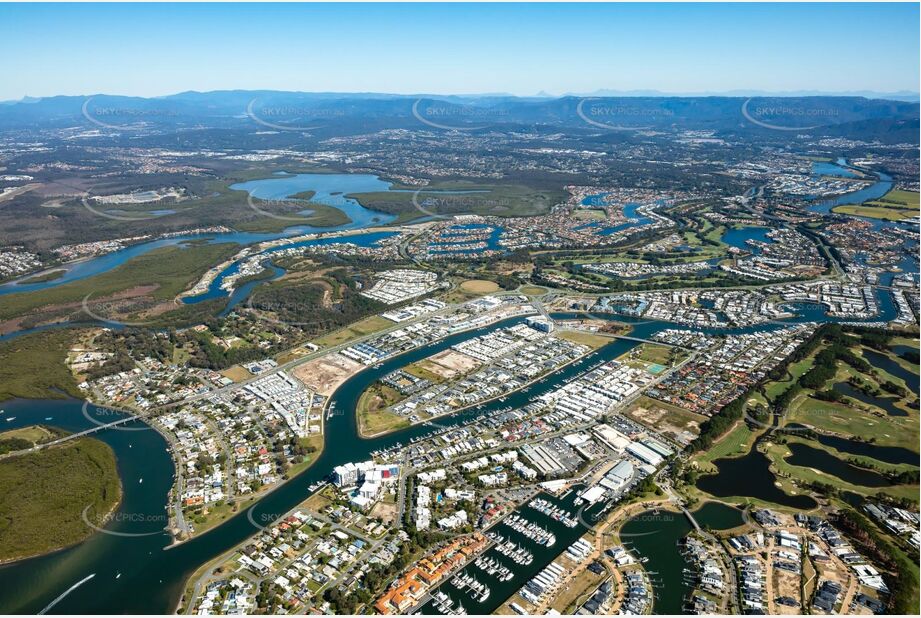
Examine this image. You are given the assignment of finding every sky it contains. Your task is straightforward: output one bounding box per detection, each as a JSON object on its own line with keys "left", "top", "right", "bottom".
{"left": 1, "top": 2, "right": 919, "bottom": 100}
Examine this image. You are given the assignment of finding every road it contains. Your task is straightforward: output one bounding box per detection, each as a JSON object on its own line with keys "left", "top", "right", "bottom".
{"left": 0, "top": 415, "right": 139, "bottom": 459}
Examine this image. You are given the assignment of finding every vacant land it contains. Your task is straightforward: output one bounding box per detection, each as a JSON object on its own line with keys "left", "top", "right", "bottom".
{"left": 0, "top": 424, "right": 57, "bottom": 445}
{"left": 833, "top": 189, "right": 920, "bottom": 221}
{"left": 555, "top": 329, "right": 615, "bottom": 350}
{"left": 18, "top": 269, "right": 66, "bottom": 284}
{"left": 311, "top": 315, "right": 392, "bottom": 349}
{"left": 632, "top": 342, "right": 676, "bottom": 366}
{"left": 868, "top": 188, "right": 920, "bottom": 209}
{"left": 0, "top": 425, "right": 66, "bottom": 455}
{"left": 219, "top": 365, "right": 252, "bottom": 383}
{"left": 832, "top": 204, "right": 918, "bottom": 221}
{"left": 357, "top": 384, "right": 409, "bottom": 437}
{"left": 348, "top": 181, "right": 568, "bottom": 220}
{"left": 0, "top": 437, "right": 120, "bottom": 563}
{"left": 626, "top": 395, "right": 707, "bottom": 445}
{"left": 572, "top": 208, "right": 607, "bottom": 221}
{"left": 292, "top": 353, "right": 363, "bottom": 396}
{"left": 459, "top": 279, "right": 500, "bottom": 294}
{"left": 410, "top": 349, "right": 479, "bottom": 380}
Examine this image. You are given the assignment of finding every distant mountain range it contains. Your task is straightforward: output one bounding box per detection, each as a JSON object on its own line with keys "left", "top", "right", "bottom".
{"left": 1, "top": 90, "right": 917, "bottom": 142}
{"left": 560, "top": 89, "right": 920, "bottom": 102}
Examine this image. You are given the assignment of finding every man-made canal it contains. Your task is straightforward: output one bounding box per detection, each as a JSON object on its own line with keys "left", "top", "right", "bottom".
{"left": 619, "top": 502, "right": 743, "bottom": 614}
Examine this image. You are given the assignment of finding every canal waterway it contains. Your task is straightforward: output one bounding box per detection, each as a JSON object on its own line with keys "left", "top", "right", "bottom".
{"left": 416, "top": 489, "right": 594, "bottom": 615}
{"left": 618, "top": 502, "right": 743, "bottom": 615}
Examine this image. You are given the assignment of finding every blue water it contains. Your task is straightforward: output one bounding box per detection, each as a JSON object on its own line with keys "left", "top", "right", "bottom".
{"left": 578, "top": 195, "right": 654, "bottom": 236}
{"left": 720, "top": 226, "right": 772, "bottom": 254}
{"left": 0, "top": 174, "right": 400, "bottom": 297}
{"left": 812, "top": 160, "right": 859, "bottom": 179}
{"left": 183, "top": 231, "right": 398, "bottom": 304}
{"left": 807, "top": 169, "right": 897, "bottom": 231}
{"left": 427, "top": 223, "right": 504, "bottom": 254}
{"left": 229, "top": 173, "right": 398, "bottom": 231}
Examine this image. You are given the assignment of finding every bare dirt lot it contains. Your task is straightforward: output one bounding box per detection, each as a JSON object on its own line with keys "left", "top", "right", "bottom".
{"left": 292, "top": 353, "right": 363, "bottom": 395}
{"left": 624, "top": 396, "right": 706, "bottom": 445}
{"left": 418, "top": 349, "right": 481, "bottom": 379}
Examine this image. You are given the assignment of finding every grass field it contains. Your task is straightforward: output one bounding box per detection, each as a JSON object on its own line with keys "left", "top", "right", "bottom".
{"left": 694, "top": 422, "right": 757, "bottom": 471}
{"left": 520, "top": 285, "right": 548, "bottom": 296}
{"left": 867, "top": 188, "right": 920, "bottom": 209}
{"left": 572, "top": 208, "right": 607, "bottom": 221}
{"left": 832, "top": 188, "right": 919, "bottom": 221}
{"left": 0, "top": 425, "right": 58, "bottom": 445}
{"left": 459, "top": 279, "right": 500, "bottom": 294}
{"left": 632, "top": 342, "right": 675, "bottom": 366}
{"left": 312, "top": 315, "right": 393, "bottom": 348}
{"left": 0, "top": 243, "right": 239, "bottom": 322}
{"left": 219, "top": 366, "right": 252, "bottom": 383}
{"left": 555, "top": 329, "right": 615, "bottom": 350}
{"left": 0, "top": 437, "right": 120, "bottom": 563}
{"left": 357, "top": 384, "right": 409, "bottom": 436}
{"left": 0, "top": 328, "right": 84, "bottom": 401}
{"left": 764, "top": 354, "right": 816, "bottom": 401}
{"left": 788, "top": 385, "right": 918, "bottom": 452}
{"left": 764, "top": 439, "right": 918, "bottom": 502}
{"left": 404, "top": 361, "right": 448, "bottom": 383}
{"left": 831, "top": 204, "right": 918, "bottom": 221}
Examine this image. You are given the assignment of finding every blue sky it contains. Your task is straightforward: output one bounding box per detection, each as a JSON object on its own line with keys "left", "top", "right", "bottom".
{"left": 1, "top": 2, "right": 918, "bottom": 99}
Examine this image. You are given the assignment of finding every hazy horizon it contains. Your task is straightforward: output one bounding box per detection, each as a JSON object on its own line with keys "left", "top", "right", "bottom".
{"left": 1, "top": 2, "right": 918, "bottom": 101}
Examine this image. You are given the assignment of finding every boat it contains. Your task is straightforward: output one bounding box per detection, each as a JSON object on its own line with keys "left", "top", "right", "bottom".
{"left": 5, "top": 417, "right": 15, "bottom": 422}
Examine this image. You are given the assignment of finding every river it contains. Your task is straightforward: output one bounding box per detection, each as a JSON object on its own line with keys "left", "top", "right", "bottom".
{"left": 0, "top": 173, "right": 401, "bottom": 298}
